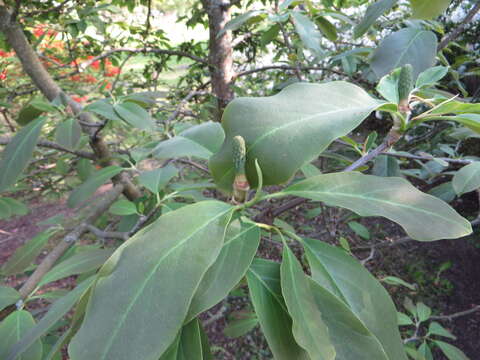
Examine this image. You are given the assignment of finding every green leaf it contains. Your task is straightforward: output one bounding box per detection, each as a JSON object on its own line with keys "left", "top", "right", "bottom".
{"left": 224, "top": 315, "right": 258, "bottom": 338}
{"left": 301, "top": 163, "right": 322, "bottom": 178}
{"left": 209, "top": 82, "right": 385, "bottom": 192}
{"left": 1, "top": 230, "right": 55, "bottom": 276}
{"left": 109, "top": 199, "right": 138, "bottom": 215}
{"left": 428, "top": 181, "right": 456, "bottom": 202}
{"left": 281, "top": 245, "right": 390, "bottom": 359}
{"left": 6, "top": 277, "right": 95, "bottom": 360}
{"left": 446, "top": 114, "right": 480, "bottom": 133}
{"left": 370, "top": 28, "right": 437, "bottom": 79}
{"left": 217, "top": 10, "right": 267, "bottom": 37}
{"left": 377, "top": 67, "right": 402, "bottom": 103}
{"left": 138, "top": 164, "right": 179, "bottom": 193}
{"left": 113, "top": 102, "right": 155, "bottom": 131}
{"left": 17, "top": 104, "right": 44, "bottom": 126}
{"left": 0, "top": 286, "right": 20, "bottom": 311}
{"left": 29, "top": 98, "right": 58, "bottom": 113}
{"left": 85, "top": 99, "right": 123, "bottom": 122}
{"left": 353, "top": 0, "right": 398, "bottom": 38}
{"left": 55, "top": 118, "right": 82, "bottom": 150}
{"left": 67, "top": 165, "right": 123, "bottom": 207}
{"left": 68, "top": 201, "right": 233, "bottom": 360}
{"left": 0, "top": 197, "right": 29, "bottom": 220}
{"left": 0, "top": 117, "right": 46, "bottom": 193}
{"left": 452, "top": 162, "right": 480, "bottom": 195}
{"left": 372, "top": 155, "right": 401, "bottom": 177}
{"left": 177, "top": 319, "right": 204, "bottom": 360}
{"left": 428, "top": 322, "right": 456, "bottom": 340}
{"left": 291, "top": 11, "right": 324, "bottom": 56}
{"left": 0, "top": 310, "right": 43, "bottom": 360}
{"left": 153, "top": 122, "right": 225, "bottom": 160}
{"left": 39, "top": 249, "right": 114, "bottom": 286}
{"left": 316, "top": 16, "right": 337, "bottom": 42}
{"left": 434, "top": 340, "right": 469, "bottom": 360}
{"left": 246, "top": 258, "right": 310, "bottom": 360}
{"left": 416, "top": 66, "right": 449, "bottom": 88}
{"left": 409, "top": 0, "right": 452, "bottom": 19}
{"left": 186, "top": 219, "right": 260, "bottom": 321}
{"left": 382, "top": 276, "right": 416, "bottom": 290}
{"left": 416, "top": 302, "right": 432, "bottom": 322}
{"left": 76, "top": 159, "right": 94, "bottom": 182}
{"left": 303, "top": 238, "right": 408, "bottom": 360}
{"left": 419, "top": 342, "right": 433, "bottom": 360}
{"left": 280, "top": 173, "right": 471, "bottom": 241}
{"left": 397, "top": 312, "right": 414, "bottom": 326}
{"left": 348, "top": 221, "right": 370, "bottom": 240}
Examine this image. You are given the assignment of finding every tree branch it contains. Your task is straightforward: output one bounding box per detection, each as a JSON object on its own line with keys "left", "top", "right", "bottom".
{"left": 438, "top": 2, "right": 480, "bottom": 51}
{"left": 0, "top": 136, "right": 96, "bottom": 159}
{"left": 430, "top": 305, "right": 480, "bottom": 321}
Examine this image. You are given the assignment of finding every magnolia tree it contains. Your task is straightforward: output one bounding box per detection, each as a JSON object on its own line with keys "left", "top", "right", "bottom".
{"left": 0, "top": 0, "right": 480, "bottom": 359}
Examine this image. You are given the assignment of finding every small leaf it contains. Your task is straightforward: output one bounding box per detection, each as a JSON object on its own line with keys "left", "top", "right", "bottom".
{"left": 0, "top": 117, "right": 46, "bottom": 193}
{"left": 434, "top": 340, "right": 469, "bottom": 360}
{"left": 67, "top": 165, "right": 123, "bottom": 208}
{"left": 428, "top": 322, "right": 456, "bottom": 340}
{"left": 85, "top": 99, "right": 123, "bottom": 122}
{"left": 348, "top": 221, "right": 370, "bottom": 240}
{"left": 409, "top": 0, "right": 452, "bottom": 20}
{"left": 0, "top": 286, "right": 20, "bottom": 311}
{"left": 0, "top": 310, "right": 43, "bottom": 360}
{"left": 154, "top": 122, "right": 224, "bottom": 160}
{"left": 316, "top": 16, "right": 337, "bottom": 41}
{"left": 377, "top": 67, "right": 402, "bottom": 103}
{"left": 55, "top": 118, "right": 82, "bottom": 150}
{"left": 416, "top": 66, "right": 449, "bottom": 88}
{"left": 382, "top": 276, "right": 416, "bottom": 290}
{"left": 0, "top": 197, "right": 29, "bottom": 220}
{"left": 76, "top": 159, "right": 94, "bottom": 182}
{"left": 1, "top": 230, "right": 55, "bottom": 276}
{"left": 370, "top": 28, "right": 437, "bottom": 79}
{"left": 113, "top": 102, "right": 155, "bottom": 130}
{"left": 416, "top": 302, "right": 432, "bottom": 322}
{"left": 217, "top": 10, "right": 267, "bottom": 37}
{"left": 372, "top": 155, "right": 401, "bottom": 177}
{"left": 138, "top": 164, "right": 179, "bottom": 193}
{"left": 291, "top": 11, "right": 324, "bottom": 56}
{"left": 428, "top": 181, "right": 456, "bottom": 202}
{"left": 452, "top": 162, "right": 480, "bottom": 195}
{"left": 354, "top": 0, "right": 398, "bottom": 38}
{"left": 397, "top": 312, "right": 414, "bottom": 326}
{"left": 224, "top": 315, "right": 258, "bottom": 338}
{"left": 109, "top": 199, "right": 138, "bottom": 215}
{"left": 16, "top": 103, "right": 44, "bottom": 126}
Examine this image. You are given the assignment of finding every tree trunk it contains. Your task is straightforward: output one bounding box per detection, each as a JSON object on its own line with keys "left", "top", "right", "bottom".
{"left": 202, "top": 0, "right": 235, "bottom": 120}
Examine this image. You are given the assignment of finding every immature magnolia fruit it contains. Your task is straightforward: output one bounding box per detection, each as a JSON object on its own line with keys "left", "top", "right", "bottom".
{"left": 398, "top": 64, "right": 413, "bottom": 112}
{"left": 209, "top": 81, "right": 385, "bottom": 193}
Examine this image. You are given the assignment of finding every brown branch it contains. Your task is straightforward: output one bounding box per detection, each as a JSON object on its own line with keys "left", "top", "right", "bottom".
{"left": 85, "top": 224, "right": 128, "bottom": 241}
{"left": 430, "top": 305, "right": 480, "bottom": 321}
{"left": 166, "top": 89, "right": 209, "bottom": 124}
{"left": 381, "top": 151, "right": 473, "bottom": 165}
{"left": 0, "top": 136, "right": 96, "bottom": 159}
{"left": 16, "top": 184, "right": 124, "bottom": 300}
{"left": 438, "top": 2, "right": 480, "bottom": 51}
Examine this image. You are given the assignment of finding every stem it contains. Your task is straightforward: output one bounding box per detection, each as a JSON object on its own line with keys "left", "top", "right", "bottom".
{"left": 437, "top": 2, "right": 480, "bottom": 51}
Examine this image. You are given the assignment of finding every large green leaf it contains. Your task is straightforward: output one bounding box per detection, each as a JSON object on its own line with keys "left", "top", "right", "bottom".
{"left": 415, "top": 66, "right": 448, "bottom": 88}
{"left": 370, "top": 28, "right": 437, "bottom": 79}
{"left": 1, "top": 230, "right": 55, "bottom": 276}
{"left": 153, "top": 122, "right": 225, "bottom": 160}
{"left": 281, "top": 245, "right": 389, "bottom": 359}
{"left": 452, "top": 161, "right": 480, "bottom": 196}
{"left": 6, "top": 277, "right": 95, "bottom": 360}
{"left": 209, "top": 81, "right": 385, "bottom": 192}
{"left": 159, "top": 319, "right": 209, "bottom": 360}
{"left": 0, "top": 286, "right": 20, "bottom": 311}
{"left": 409, "top": 0, "right": 451, "bottom": 19}
{"left": 291, "top": 11, "right": 323, "bottom": 56}
{"left": 353, "top": 0, "right": 398, "bottom": 39}
{"left": 0, "top": 117, "right": 46, "bottom": 193}
{"left": 68, "top": 201, "right": 233, "bottom": 360}
{"left": 246, "top": 258, "right": 309, "bottom": 360}
{"left": 67, "top": 165, "right": 123, "bottom": 207}
{"left": 278, "top": 172, "right": 471, "bottom": 241}
{"left": 55, "top": 118, "right": 82, "bottom": 150}
{"left": 0, "top": 310, "right": 42, "bottom": 360}
{"left": 0, "top": 197, "right": 29, "bottom": 220}
{"left": 84, "top": 99, "right": 123, "bottom": 122}
{"left": 186, "top": 219, "right": 260, "bottom": 321}
{"left": 434, "top": 340, "right": 468, "bottom": 360}
{"left": 303, "top": 238, "right": 408, "bottom": 360}
{"left": 39, "top": 248, "right": 114, "bottom": 286}
{"left": 113, "top": 102, "right": 155, "bottom": 131}
{"left": 217, "top": 10, "right": 267, "bottom": 37}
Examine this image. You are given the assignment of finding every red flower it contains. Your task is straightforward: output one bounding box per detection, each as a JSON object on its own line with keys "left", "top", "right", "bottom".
{"left": 0, "top": 69, "right": 7, "bottom": 80}
{"left": 84, "top": 74, "right": 97, "bottom": 83}
{"left": 33, "top": 26, "right": 45, "bottom": 37}
{"left": 72, "top": 95, "right": 88, "bottom": 103}
{"left": 86, "top": 56, "right": 100, "bottom": 70}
